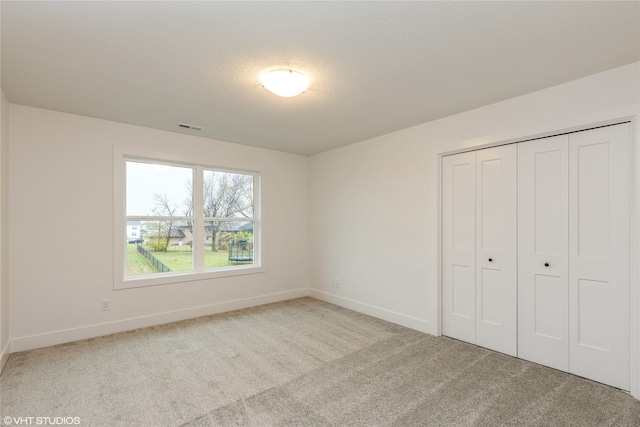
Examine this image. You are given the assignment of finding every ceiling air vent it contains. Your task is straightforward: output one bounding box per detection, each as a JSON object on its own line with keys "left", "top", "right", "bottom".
{"left": 178, "top": 123, "right": 204, "bottom": 131}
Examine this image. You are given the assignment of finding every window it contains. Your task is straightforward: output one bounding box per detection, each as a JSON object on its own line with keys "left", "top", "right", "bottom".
{"left": 114, "top": 148, "right": 262, "bottom": 289}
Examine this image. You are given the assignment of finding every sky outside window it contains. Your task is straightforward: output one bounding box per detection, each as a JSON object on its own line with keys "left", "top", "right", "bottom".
{"left": 126, "top": 161, "right": 192, "bottom": 216}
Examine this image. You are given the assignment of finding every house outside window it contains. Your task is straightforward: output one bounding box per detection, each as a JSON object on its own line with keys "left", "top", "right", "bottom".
{"left": 114, "top": 147, "right": 263, "bottom": 289}
{"left": 127, "top": 221, "right": 141, "bottom": 238}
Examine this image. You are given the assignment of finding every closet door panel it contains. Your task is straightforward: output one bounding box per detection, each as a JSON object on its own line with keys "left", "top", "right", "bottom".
{"left": 518, "top": 136, "right": 569, "bottom": 371}
{"left": 442, "top": 152, "right": 476, "bottom": 344}
{"left": 569, "top": 123, "right": 631, "bottom": 390}
{"left": 475, "top": 145, "right": 518, "bottom": 356}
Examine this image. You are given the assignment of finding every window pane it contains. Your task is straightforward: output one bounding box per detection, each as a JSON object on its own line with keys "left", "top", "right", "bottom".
{"left": 204, "top": 221, "right": 254, "bottom": 268}
{"left": 203, "top": 170, "right": 253, "bottom": 218}
{"left": 126, "top": 161, "right": 193, "bottom": 216}
{"left": 126, "top": 221, "right": 193, "bottom": 276}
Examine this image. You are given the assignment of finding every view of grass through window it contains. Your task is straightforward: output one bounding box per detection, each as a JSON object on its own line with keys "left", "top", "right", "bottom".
{"left": 125, "top": 242, "right": 242, "bottom": 276}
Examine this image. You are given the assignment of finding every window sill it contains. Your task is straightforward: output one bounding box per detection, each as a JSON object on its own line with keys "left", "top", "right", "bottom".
{"left": 114, "top": 264, "right": 266, "bottom": 290}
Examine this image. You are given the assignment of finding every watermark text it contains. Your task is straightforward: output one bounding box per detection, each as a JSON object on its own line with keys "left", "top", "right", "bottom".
{"left": 3, "top": 416, "right": 81, "bottom": 425}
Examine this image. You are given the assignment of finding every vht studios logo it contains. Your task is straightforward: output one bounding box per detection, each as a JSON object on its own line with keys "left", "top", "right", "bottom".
{"left": 3, "top": 417, "right": 81, "bottom": 426}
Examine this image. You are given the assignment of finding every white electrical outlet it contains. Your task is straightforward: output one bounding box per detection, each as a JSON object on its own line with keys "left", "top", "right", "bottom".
{"left": 331, "top": 279, "right": 340, "bottom": 289}
{"left": 101, "top": 299, "right": 111, "bottom": 311}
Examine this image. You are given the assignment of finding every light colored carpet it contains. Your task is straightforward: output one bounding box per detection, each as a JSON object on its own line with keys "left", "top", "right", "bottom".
{"left": 1, "top": 297, "right": 639, "bottom": 426}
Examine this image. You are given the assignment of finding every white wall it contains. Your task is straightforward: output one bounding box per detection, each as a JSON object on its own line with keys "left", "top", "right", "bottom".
{"left": 8, "top": 106, "right": 309, "bottom": 351}
{"left": 309, "top": 62, "right": 640, "bottom": 395}
{"left": 1, "top": 89, "right": 10, "bottom": 370}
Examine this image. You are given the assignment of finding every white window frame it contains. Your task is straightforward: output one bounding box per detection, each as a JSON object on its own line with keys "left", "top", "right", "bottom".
{"left": 114, "top": 147, "right": 265, "bottom": 290}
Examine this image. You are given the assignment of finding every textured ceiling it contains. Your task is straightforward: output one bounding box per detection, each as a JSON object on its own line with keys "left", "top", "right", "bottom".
{"left": 1, "top": 1, "right": 639, "bottom": 155}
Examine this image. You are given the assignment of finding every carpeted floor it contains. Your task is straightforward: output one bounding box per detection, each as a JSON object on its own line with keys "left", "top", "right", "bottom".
{"left": 1, "top": 297, "right": 639, "bottom": 426}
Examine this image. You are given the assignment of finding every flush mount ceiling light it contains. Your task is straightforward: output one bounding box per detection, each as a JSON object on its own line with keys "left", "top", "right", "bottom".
{"left": 260, "top": 69, "right": 309, "bottom": 97}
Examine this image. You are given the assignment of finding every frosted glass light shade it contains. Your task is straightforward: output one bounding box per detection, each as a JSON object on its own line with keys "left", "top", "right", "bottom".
{"left": 260, "top": 69, "right": 309, "bottom": 97}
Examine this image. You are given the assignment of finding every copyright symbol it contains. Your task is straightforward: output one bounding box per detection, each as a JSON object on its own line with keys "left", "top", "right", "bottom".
{"left": 3, "top": 416, "right": 12, "bottom": 425}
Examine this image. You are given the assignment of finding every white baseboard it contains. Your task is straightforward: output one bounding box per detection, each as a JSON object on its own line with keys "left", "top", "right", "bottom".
{"left": 0, "top": 339, "right": 10, "bottom": 373}
{"left": 7, "top": 289, "right": 434, "bottom": 355}
{"left": 309, "top": 289, "right": 435, "bottom": 335}
{"left": 10, "top": 288, "right": 309, "bottom": 353}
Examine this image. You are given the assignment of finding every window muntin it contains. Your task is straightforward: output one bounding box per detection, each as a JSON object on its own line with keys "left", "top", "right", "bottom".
{"left": 117, "top": 151, "right": 261, "bottom": 288}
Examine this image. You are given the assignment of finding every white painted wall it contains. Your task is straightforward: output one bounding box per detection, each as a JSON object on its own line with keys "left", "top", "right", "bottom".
{"left": 308, "top": 62, "right": 640, "bottom": 396}
{"left": 1, "top": 89, "right": 10, "bottom": 370}
{"left": 8, "top": 106, "right": 309, "bottom": 351}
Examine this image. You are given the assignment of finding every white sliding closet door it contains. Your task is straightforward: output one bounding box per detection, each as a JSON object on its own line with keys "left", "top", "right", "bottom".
{"left": 518, "top": 135, "right": 569, "bottom": 371}
{"left": 444, "top": 123, "right": 631, "bottom": 390}
{"left": 442, "top": 145, "right": 517, "bottom": 356}
{"left": 568, "top": 123, "right": 631, "bottom": 390}
{"left": 442, "top": 152, "right": 476, "bottom": 344}
{"left": 475, "top": 146, "right": 517, "bottom": 356}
